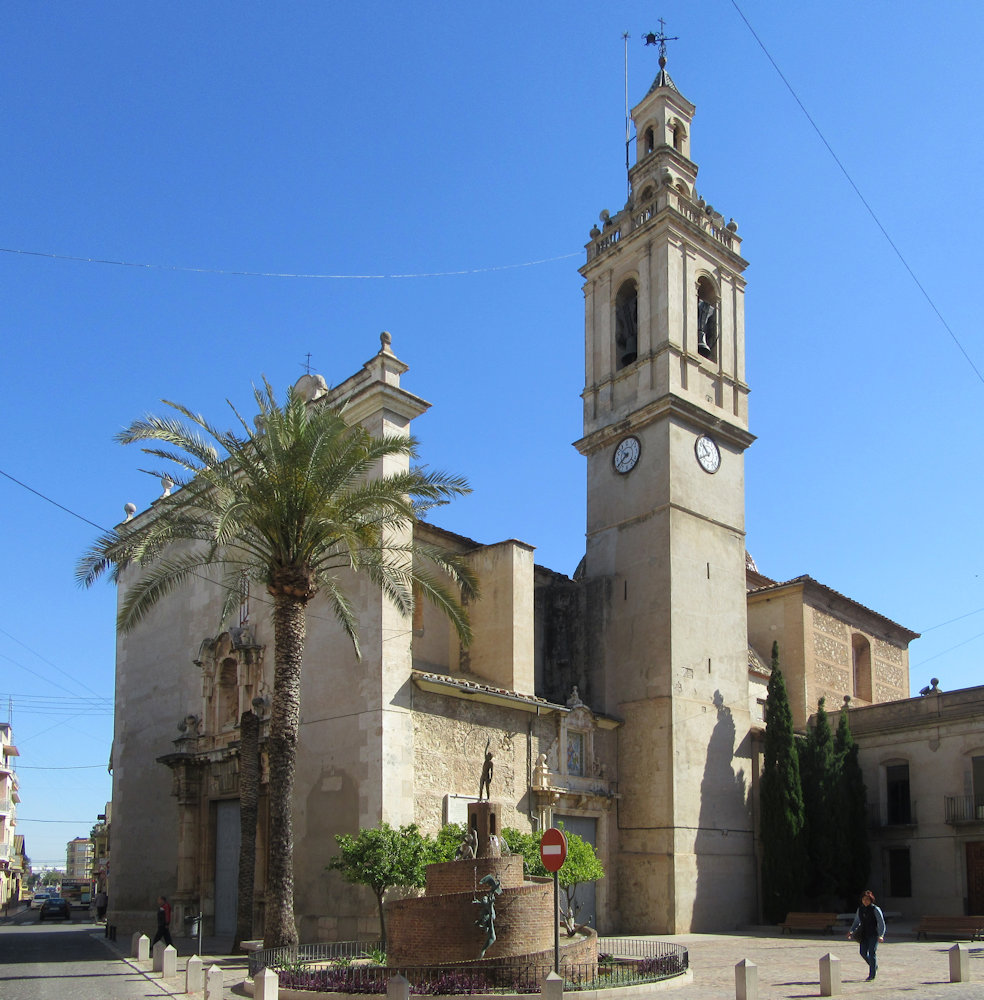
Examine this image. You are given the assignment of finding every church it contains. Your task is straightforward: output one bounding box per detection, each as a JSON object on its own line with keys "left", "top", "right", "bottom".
{"left": 107, "top": 52, "right": 943, "bottom": 943}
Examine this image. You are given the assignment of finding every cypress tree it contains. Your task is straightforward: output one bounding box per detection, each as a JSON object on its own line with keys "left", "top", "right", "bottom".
{"left": 834, "top": 703, "right": 870, "bottom": 907}
{"left": 760, "top": 641, "right": 806, "bottom": 922}
{"left": 800, "top": 697, "right": 837, "bottom": 904}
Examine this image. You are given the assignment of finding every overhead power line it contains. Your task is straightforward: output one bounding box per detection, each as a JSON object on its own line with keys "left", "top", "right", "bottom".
{"left": 0, "top": 246, "right": 580, "bottom": 280}
{"left": 730, "top": 0, "right": 984, "bottom": 387}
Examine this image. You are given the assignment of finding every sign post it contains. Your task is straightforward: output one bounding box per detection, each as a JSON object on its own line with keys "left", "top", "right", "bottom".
{"left": 540, "top": 828, "right": 568, "bottom": 973}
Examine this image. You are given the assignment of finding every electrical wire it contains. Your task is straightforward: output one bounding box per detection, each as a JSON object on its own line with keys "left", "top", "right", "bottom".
{"left": 0, "top": 245, "right": 581, "bottom": 280}
{"left": 730, "top": 0, "right": 984, "bottom": 386}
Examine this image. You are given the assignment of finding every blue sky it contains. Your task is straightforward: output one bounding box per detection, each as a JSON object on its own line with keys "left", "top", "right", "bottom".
{"left": 3, "top": 2, "right": 982, "bottom": 865}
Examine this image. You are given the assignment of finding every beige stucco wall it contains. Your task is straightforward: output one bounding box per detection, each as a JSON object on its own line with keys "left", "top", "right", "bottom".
{"left": 847, "top": 686, "right": 984, "bottom": 915}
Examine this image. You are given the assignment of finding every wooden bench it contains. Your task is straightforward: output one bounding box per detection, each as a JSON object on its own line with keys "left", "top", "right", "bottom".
{"left": 780, "top": 912, "right": 839, "bottom": 934}
{"left": 915, "top": 915, "right": 984, "bottom": 941}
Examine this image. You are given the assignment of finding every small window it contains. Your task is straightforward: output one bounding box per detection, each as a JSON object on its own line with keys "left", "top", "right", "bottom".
{"left": 853, "top": 634, "right": 872, "bottom": 701}
{"left": 567, "top": 731, "right": 585, "bottom": 776}
{"left": 886, "top": 763, "right": 912, "bottom": 825}
{"left": 645, "top": 127, "right": 655, "bottom": 154}
{"left": 671, "top": 122, "right": 685, "bottom": 151}
{"left": 615, "top": 280, "right": 638, "bottom": 369}
{"left": 696, "top": 277, "right": 717, "bottom": 362}
{"left": 888, "top": 847, "right": 912, "bottom": 897}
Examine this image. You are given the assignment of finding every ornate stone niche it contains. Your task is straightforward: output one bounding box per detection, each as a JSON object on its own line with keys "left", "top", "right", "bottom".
{"left": 194, "top": 628, "right": 267, "bottom": 741}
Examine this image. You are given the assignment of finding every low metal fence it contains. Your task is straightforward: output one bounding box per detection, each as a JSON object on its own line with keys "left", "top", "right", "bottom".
{"left": 250, "top": 941, "right": 688, "bottom": 994}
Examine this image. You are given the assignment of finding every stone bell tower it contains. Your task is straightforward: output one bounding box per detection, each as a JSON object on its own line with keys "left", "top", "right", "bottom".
{"left": 574, "top": 36, "right": 756, "bottom": 933}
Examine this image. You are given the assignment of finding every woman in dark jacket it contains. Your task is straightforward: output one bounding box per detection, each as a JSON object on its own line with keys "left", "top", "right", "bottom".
{"left": 848, "top": 889, "right": 886, "bottom": 981}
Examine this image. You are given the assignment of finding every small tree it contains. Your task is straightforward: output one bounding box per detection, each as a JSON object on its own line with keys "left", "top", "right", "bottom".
{"left": 427, "top": 822, "right": 467, "bottom": 864}
{"left": 759, "top": 642, "right": 806, "bottom": 922}
{"left": 328, "top": 823, "right": 429, "bottom": 951}
{"left": 834, "top": 704, "right": 870, "bottom": 907}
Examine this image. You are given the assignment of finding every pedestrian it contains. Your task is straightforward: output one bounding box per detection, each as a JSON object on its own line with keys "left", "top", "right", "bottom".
{"left": 94, "top": 889, "right": 108, "bottom": 922}
{"left": 847, "top": 889, "right": 885, "bottom": 981}
{"left": 151, "top": 894, "right": 172, "bottom": 948}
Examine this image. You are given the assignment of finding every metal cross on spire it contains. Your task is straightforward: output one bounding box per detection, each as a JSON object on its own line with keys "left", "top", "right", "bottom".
{"left": 643, "top": 18, "right": 678, "bottom": 68}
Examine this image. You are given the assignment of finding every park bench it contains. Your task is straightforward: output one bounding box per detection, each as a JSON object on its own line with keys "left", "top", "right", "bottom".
{"left": 915, "top": 915, "right": 984, "bottom": 941}
{"left": 779, "top": 912, "right": 839, "bottom": 934}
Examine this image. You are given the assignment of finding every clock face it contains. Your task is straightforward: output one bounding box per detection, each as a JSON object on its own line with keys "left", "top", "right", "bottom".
{"left": 695, "top": 434, "right": 721, "bottom": 474}
{"left": 613, "top": 436, "right": 641, "bottom": 474}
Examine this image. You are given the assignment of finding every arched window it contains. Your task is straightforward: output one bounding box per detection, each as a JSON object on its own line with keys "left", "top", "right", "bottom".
{"left": 644, "top": 126, "right": 655, "bottom": 154}
{"left": 614, "top": 280, "right": 638, "bottom": 369}
{"left": 696, "top": 277, "right": 718, "bottom": 362}
{"left": 852, "top": 634, "right": 872, "bottom": 702}
{"left": 671, "top": 121, "right": 686, "bottom": 152}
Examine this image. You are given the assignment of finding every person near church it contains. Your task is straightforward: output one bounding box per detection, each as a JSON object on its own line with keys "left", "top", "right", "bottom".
{"left": 848, "top": 889, "right": 885, "bottom": 981}
{"left": 94, "top": 888, "right": 108, "bottom": 921}
{"left": 152, "top": 894, "right": 172, "bottom": 948}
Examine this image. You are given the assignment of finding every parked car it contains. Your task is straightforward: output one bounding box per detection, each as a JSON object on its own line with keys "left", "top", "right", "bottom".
{"left": 39, "top": 896, "right": 72, "bottom": 921}
{"left": 30, "top": 891, "right": 52, "bottom": 910}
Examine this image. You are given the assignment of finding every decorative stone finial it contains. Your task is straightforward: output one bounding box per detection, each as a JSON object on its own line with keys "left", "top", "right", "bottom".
{"left": 123, "top": 502, "right": 137, "bottom": 521}
{"left": 380, "top": 330, "right": 392, "bottom": 352}
{"left": 161, "top": 476, "right": 174, "bottom": 498}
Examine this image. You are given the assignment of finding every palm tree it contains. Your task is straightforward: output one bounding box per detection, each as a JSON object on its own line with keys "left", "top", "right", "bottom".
{"left": 77, "top": 379, "right": 476, "bottom": 948}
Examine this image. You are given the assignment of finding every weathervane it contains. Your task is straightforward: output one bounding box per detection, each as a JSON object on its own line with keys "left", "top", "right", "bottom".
{"left": 643, "top": 18, "right": 678, "bottom": 68}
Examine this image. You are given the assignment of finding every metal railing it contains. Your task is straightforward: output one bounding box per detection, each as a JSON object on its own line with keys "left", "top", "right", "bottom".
{"left": 250, "top": 939, "right": 688, "bottom": 993}
{"left": 945, "top": 795, "right": 984, "bottom": 824}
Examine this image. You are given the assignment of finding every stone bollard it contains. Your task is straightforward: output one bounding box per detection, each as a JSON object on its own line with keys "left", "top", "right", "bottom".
{"left": 949, "top": 943, "right": 971, "bottom": 983}
{"left": 136, "top": 934, "right": 150, "bottom": 961}
{"left": 152, "top": 940, "right": 165, "bottom": 971}
{"left": 735, "top": 958, "right": 758, "bottom": 1000}
{"left": 161, "top": 944, "right": 177, "bottom": 978}
{"left": 205, "top": 964, "right": 224, "bottom": 999}
{"left": 819, "top": 953, "right": 841, "bottom": 996}
{"left": 131, "top": 931, "right": 143, "bottom": 957}
{"left": 255, "top": 967, "right": 280, "bottom": 1000}
{"left": 387, "top": 974, "right": 410, "bottom": 1000}
{"left": 541, "top": 970, "right": 564, "bottom": 1000}
{"left": 186, "top": 955, "right": 204, "bottom": 994}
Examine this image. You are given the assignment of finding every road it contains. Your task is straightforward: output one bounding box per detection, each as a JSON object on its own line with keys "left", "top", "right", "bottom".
{"left": 0, "top": 906, "right": 176, "bottom": 1000}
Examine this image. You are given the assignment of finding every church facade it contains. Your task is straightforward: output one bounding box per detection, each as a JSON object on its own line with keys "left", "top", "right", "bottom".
{"left": 106, "top": 59, "right": 927, "bottom": 942}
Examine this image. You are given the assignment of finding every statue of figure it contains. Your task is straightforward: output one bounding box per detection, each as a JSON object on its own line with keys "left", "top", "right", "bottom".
{"left": 455, "top": 828, "right": 477, "bottom": 860}
{"left": 478, "top": 748, "right": 494, "bottom": 800}
{"left": 473, "top": 874, "right": 503, "bottom": 958}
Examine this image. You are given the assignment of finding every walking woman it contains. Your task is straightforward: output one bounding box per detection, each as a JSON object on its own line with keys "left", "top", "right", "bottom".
{"left": 848, "top": 889, "right": 885, "bottom": 981}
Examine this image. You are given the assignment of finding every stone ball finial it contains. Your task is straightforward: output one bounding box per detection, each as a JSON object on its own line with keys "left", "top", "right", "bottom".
{"left": 380, "top": 331, "right": 392, "bottom": 352}
{"left": 123, "top": 502, "right": 137, "bottom": 521}
{"left": 161, "top": 476, "right": 174, "bottom": 497}
{"left": 727, "top": 218, "right": 738, "bottom": 232}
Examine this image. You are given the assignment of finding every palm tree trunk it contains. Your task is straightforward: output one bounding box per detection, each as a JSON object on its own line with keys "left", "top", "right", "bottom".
{"left": 233, "top": 709, "right": 260, "bottom": 952}
{"left": 264, "top": 593, "right": 306, "bottom": 948}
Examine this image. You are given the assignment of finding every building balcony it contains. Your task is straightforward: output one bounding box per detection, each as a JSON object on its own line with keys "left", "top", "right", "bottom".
{"left": 944, "top": 795, "right": 984, "bottom": 825}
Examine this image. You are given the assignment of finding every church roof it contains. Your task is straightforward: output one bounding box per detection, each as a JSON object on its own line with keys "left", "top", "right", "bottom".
{"left": 747, "top": 574, "right": 920, "bottom": 642}
{"left": 647, "top": 67, "right": 680, "bottom": 95}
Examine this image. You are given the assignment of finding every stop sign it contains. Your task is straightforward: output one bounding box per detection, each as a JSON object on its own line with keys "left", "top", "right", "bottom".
{"left": 540, "top": 827, "right": 567, "bottom": 872}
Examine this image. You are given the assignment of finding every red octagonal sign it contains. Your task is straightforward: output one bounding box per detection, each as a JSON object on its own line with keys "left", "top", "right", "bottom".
{"left": 540, "top": 827, "right": 568, "bottom": 872}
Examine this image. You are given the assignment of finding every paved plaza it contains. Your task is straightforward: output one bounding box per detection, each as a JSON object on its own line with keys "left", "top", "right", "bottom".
{"left": 649, "top": 921, "right": 983, "bottom": 1000}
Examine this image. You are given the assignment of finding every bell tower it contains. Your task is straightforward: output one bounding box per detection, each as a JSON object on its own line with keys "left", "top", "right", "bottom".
{"left": 575, "top": 38, "right": 756, "bottom": 933}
